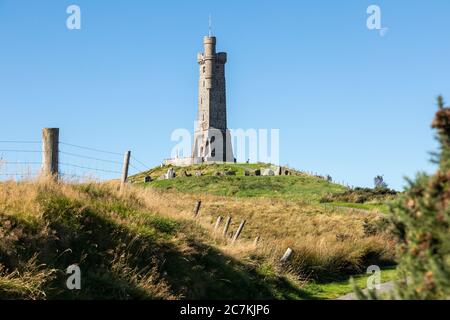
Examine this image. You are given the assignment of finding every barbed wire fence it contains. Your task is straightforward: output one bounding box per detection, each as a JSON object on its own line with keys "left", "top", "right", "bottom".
{"left": 0, "top": 129, "right": 150, "bottom": 184}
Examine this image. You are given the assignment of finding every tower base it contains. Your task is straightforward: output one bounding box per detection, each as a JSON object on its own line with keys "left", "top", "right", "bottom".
{"left": 193, "top": 128, "right": 234, "bottom": 163}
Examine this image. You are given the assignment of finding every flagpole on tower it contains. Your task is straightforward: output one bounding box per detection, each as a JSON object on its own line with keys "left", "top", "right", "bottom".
{"left": 209, "top": 14, "right": 212, "bottom": 37}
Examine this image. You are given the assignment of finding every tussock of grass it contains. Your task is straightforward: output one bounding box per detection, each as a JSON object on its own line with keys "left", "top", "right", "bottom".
{"left": 0, "top": 256, "right": 54, "bottom": 300}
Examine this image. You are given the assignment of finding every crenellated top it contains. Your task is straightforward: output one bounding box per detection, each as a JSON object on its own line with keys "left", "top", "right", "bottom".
{"left": 197, "top": 36, "right": 227, "bottom": 65}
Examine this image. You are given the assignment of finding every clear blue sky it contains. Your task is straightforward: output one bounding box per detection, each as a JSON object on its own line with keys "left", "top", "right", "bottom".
{"left": 1, "top": 0, "right": 449, "bottom": 190}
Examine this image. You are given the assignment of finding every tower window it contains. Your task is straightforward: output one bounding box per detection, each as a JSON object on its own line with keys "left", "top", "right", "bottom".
{"left": 203, "top": 81, "right": 205, "bottom": 87}
{"left": 203, "top": 66, "right": 205, "bottom": 73}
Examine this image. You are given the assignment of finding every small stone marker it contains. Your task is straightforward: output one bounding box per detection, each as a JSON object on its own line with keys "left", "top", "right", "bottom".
{"left": 165, "top": 168, "right": 175, "bottom": 179}
{"left": 275, "top": 166, "right": 282, "bottom": 176}
{"left": 262, "top": 169, "right": 275, "bottom": 176}
{"left": 254, "top": 236, "right": 260, "bottom": 247}
{"left": 280, "top": 248, "right": 293, "bottom": 263}
{"left": 195, "top": 171, "right": 202, "bottom": 177}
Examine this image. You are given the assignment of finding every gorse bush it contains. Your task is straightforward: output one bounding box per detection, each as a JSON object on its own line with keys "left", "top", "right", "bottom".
{"left": 360, "top": 96, "right": 450, "bottom": 300}
{"left": 321, "top": 187, "right": 397, "bottom": 204}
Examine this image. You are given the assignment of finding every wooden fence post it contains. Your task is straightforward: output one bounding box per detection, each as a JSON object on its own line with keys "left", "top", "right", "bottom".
{"left": 193, "top": 201, "right": 202, "bottom": 217}
{"left": 254, "top": 236, "right": 260, "bottom": 247}
{"left": 120, "top": 151, "right": 131, "bottom": 191}
{"left": 231, "top": 220, "right": 246, "bottom": 244}
{"left": 222, "top": 216, "right": 231, "bottom": 238}
{"left": 214, "top": 216, "right": 223, "bottom": 232}
{"left": 42, "top": 128, "right": 59, "bottom": 180}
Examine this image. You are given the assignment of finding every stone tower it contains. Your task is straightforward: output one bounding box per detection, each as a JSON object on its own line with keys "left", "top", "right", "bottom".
{"left": 192, "top": 36, "right": 234, "bottom": 163}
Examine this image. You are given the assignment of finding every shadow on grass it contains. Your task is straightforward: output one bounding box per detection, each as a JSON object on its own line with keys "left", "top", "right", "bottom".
{"left": 0, "top": 194, "right": 309, "bottom": 300}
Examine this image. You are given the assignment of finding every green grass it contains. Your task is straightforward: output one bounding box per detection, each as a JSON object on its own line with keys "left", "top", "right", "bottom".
{"left": 141, "top": 175, "right": 346, "bottom": 202}
{"left": 302, "top": 266, "right": 398, "bottom": 299}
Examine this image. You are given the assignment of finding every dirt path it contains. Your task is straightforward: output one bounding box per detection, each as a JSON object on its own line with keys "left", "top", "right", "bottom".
{"left": 336, "top": 281, "right": 395, "bottom": 300}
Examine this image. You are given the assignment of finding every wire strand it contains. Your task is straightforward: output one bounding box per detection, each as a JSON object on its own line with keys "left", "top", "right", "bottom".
{"left": 0, "top": 150, "right": 41, "bottom": 153}
{"left": 59, "top": 163, "right": 121, "bottom": 174}
{"left": 0, "top": 141, "right": 41, "bottom": 144}
{"left": 59, "top": 151, "right": 123, "bottom": 165}
{"left": 0, "top": 161, "right": 42, "bottom": 165}
{"left": 131, "top": 156, "right": 150, "bottom": 171}
{"left": 59, "top": 142, "right": 123, "bottom": 156}
{"left": 0, "top": 173, "right": 39, "bottom": 177}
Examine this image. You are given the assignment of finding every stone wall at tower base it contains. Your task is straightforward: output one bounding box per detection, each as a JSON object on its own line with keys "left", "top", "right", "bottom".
{"left": 163, "top": 157, "right": 235, "bottom": 167}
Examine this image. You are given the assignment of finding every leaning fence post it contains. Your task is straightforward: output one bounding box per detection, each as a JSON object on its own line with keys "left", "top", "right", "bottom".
{"left": 222, "top": 216, "right": 232, "bottom": 238}
{"left": 280, "top": 247, "right": 293, "bottom": 264}
{"left": 42, "top": 128, "right": 59, "bottom": 180}
{"left": 193, "top": 201, "right": 202, "bottom": 217}
{"left": 231, "top": 220, "right": 246, "bottom": 244}
{"left": 253, "top": 236, "right": 260, "bottom": 247}
{"left": 120, "top": 151, "right": 131, "bottom": 191}
{"left": 214, "top": 216, "right": 223, "bottom": 232}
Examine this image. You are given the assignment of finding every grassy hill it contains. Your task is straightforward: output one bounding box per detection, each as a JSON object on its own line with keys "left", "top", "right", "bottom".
{"left": 0, "top": 163, "right": 398, "bottom": 299}
{"left": 131, "top": 163, "right": 345, "bottom": 201}
{"left": 131, "top": 164, "right": 397, "bottom": 282}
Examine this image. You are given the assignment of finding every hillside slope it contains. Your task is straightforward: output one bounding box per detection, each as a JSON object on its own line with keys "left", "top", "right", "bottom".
{"left": 131, "top": 164, "right": 397, "bottom": 281}
{"left": 0, "top": 180, "right": 304, "bottom": 299}
{"left": 0, "top": 164, "right": 398, "bottom": 299}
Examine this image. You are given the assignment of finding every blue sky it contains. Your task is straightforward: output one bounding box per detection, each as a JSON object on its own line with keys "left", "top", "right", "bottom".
{"left": 0, "top": 0, "right": 449, "bottom": 189}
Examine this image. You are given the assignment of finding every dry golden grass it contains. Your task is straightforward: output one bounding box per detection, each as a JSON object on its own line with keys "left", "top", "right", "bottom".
{"left": 1, "top": 178, "right": 311, "bottom": 299}
{"left": 127, "top": 186, "right": 397, "bottom": 279}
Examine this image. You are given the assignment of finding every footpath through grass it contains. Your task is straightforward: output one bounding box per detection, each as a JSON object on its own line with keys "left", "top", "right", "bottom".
{"left": 303, "top": 266, "right": 398, "bottom": 299}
